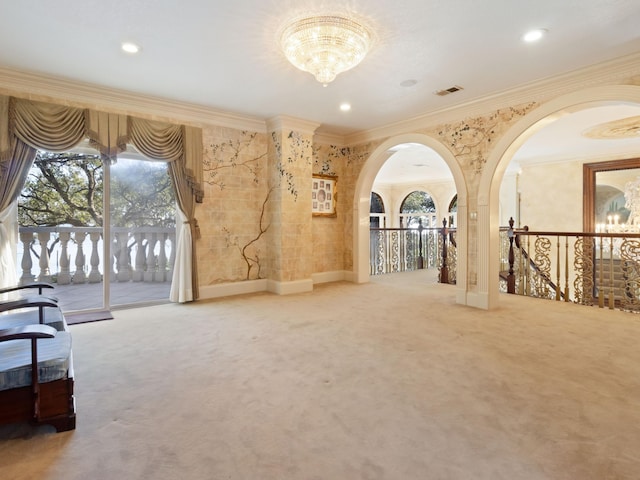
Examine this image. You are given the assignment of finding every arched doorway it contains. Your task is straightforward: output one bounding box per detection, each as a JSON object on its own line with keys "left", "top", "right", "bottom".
{"left": 353, "top": 133, "right": 468, "bottom": 304}
{"left": 478, "top": 85, "right": 640, "bottom": 309}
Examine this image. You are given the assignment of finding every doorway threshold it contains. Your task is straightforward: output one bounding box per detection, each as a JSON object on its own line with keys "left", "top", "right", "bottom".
{"left": 65, "top": 309, "right": 114, "bottom": 325}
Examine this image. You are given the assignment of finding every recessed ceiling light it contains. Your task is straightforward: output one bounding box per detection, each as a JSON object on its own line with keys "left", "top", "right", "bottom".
{"left": 522, "top": 29, "right": 547, "bottom": 43}
{"left": 121, "top": 42, "right": 141, "bottom": 54}
{"left": 340, "top": 103, "right": 351, "bottom": 112}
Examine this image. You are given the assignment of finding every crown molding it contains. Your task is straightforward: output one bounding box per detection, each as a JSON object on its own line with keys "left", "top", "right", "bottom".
{"left": 314, "top": 131, "right": 346, "bottom": 146}
{"left": 266, "top": 115, "right": 320, "bottom": 135}
{"left": 2, "top": 52, "right": 640, "bottom": 147}
{"left": 0, "top": 66, "right": 268, "bottom": 133}
{"left": 344, "top": 52, "right": 640, "bottom": 146}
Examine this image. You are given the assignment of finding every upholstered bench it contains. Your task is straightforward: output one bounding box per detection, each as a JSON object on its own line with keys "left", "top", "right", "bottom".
{"left": 0, "top": 285, "right": 76, "bottom": 432}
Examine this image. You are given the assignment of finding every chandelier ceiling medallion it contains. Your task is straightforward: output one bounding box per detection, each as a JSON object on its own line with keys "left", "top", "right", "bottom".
{"left": 279, "top": 14, "right": 373, "bottom": 86}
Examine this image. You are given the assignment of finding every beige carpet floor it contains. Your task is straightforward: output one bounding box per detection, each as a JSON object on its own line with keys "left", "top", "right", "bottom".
{"left": 2, "top": 270, "right": 640, "bottom": 479}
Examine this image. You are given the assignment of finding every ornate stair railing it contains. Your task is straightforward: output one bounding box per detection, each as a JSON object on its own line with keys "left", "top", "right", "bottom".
{"left": 500, "top": 218, "right": 640, "bottom": 312}
{"left": 369, "top": 218, "right": 457, "bottom": 284}
{"left": 369, "top": 221, "right": 439, "bottom": 275}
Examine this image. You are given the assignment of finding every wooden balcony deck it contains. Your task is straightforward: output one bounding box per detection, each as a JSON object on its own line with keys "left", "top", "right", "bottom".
{"left": 50, "top": 281, "right": 171, "bottom": 313}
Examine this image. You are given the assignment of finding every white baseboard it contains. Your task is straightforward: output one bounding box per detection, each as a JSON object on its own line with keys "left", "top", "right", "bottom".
{"left": 198, "top": 271, "right": 354, "bottom": 301}
{"left": 465, "top": 291, "right": 491, "bottom": 310}
{"left": 267, "top": 278, "right": 314, "bottom": 295}
{"left": 311, "top": 270, "right": 349, "bottom": 284}
{"left": 456, "top": 289, "right": 468, "bottom": 306}
{"left": 198, "top": 279, "right": 268, "bottom": 300}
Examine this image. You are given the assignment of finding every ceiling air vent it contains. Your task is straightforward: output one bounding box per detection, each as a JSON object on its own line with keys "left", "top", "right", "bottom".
{"left": 435, "top": 85, "right": 464, "bottom": 96}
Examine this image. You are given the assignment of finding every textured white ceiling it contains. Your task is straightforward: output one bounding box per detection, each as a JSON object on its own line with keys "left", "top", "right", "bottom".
{"left": 1, "top": 0, "right": 639, "bottom": 135}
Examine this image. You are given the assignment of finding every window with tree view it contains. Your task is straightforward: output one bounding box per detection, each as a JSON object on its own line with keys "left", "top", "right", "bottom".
{"left": 18, "top": 150, "right": 176, "bottom": 310}
{"left": 400, "top": 190, "right": 436, "bottom": 228}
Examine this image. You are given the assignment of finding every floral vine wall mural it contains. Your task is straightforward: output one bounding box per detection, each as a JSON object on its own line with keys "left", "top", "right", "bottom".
{"left": 434, "top": 103, "right": 537, "bottom": 175}
{"left": 201, "top": 128, "right": 270, "bottom": 283}
{"left": 196, "top": 101, "right": 540, "bottom": 286}
{"left": 270, "top": 131, "right": 313, "bottom": 201}
{"left": 203, "top": 130, "right": 266, "bottom": 189}
{"left": 222, "top": 187, "right": 274, "bottom": 280}
{"left": 313, "top": 144, "right": 351, "bottom": 176}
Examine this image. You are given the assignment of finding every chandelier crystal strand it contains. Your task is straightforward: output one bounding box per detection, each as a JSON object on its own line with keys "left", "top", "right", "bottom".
{"left": 280, "top": 15, "right": 372, "bottom": 86}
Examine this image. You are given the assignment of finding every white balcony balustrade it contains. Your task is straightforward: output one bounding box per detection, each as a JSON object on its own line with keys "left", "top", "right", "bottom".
{"left": 18, "top": 226, "right": 175, "bottom": 286}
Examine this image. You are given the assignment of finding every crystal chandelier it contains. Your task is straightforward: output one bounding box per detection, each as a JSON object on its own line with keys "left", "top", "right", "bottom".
{"left": 280, "top": 15, "right": 372, "bottom": 86}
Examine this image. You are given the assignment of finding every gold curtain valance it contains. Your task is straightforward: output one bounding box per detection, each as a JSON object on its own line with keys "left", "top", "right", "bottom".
{"left": 0, "top": 95, "right": 203, "bottom": 201}
{"left": 9, "top": 97, "right": 87, "bottom": 153}
{"left": 128, "top": 116, "right": 183, "bottom": 162}
{"left": 86, "top": 110, "right": 128, "bottom": 161}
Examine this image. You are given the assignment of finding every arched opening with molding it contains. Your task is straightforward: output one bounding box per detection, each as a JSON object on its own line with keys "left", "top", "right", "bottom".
{"left": 353, "top": 133, "right": 468, "bottom": 305}
{"left": 478, "top": 84, "right": 640, "bottom": 310}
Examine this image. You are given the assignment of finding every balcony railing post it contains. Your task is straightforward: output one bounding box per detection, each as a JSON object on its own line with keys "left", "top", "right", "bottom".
{"left": 19, "top": 231, "right": 35, "bottom": 285}
{"left": 157, "top": 232, "right": 168, "bottom": 282}
{"left": 58, "top": 231, "right": 72, "bottom": 285}
{"left": 116, "top": 232, "right": 132, "bottom": 282}
{"left": 133, "top": 232, "right": 146, "bottom": 282}
{"left": 417, "top": 219, "right": 424, "bottom": 269}
{"left": 507, "top": 217, "right": 516, "bottom": 294}
{"left": 145, "top": 233, "right": 158, "bottom": 282}
{"left": 37, "top": 231, "right": 52, "bottom": 283}
{"left": 439, "top": 218, "right": 449, "bottom": 284}
{"left": 88, "top": 231, "right": 102, "bottom": 283}
{"left": 168, "top": 232, "right": 176, "bottom": 280}
{"left": 72, "top": 231, "right": 87, "bottom": 284}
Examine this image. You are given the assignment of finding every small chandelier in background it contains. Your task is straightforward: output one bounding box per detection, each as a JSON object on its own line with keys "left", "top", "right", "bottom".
{"left": 279, "top": 15, "right": 373, "bottom": 86}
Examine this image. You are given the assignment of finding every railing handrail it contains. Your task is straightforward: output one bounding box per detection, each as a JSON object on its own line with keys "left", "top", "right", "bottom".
{"left": 512, "top": 229, "right": 640, "bottom": 238}
{"left": 19, "top": 226, "right": 174, "bottom": 234}
{"left": 370, "top": 227, "right": 445, "bottom": 232}
{"left": 501, "top": 217, "right": 640, "bottom": 312}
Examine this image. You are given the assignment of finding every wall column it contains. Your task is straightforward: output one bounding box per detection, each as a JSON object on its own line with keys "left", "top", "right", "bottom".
{"left": 266, "top": 116, "right": 320, "bottom": 295}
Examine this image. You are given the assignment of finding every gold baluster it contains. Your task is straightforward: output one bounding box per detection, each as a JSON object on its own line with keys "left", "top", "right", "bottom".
{"left": 564, "top": 235, "right": 570, "bottom": 302}
{"left": 599, "top": 235, "right": 604, "bottom": 308}
{"left": 517, "top": 234, "right": 524, "bottom": 295}
{"left": 556, "top": 235, "right": 561, "bottom": 301}
{"left": 609, "top": 235, "right": 615, "bottom": 310}
{"left": 526, "top": 235, "right": 531, "bottom": 296}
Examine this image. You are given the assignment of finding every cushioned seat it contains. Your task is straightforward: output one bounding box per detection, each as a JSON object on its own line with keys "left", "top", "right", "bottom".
{"left": 0, "top": 330, "right": 71, "bottom": 391}
{"left": 0, "top": 303, "right": 65, "bottom": 331}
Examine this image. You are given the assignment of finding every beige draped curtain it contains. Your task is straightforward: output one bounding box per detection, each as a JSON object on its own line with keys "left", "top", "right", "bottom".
{"left": 127, "top": 116, "right": 203, "bottom": 302}
{"left": 0, "top": 96, "right": 203, "bottom": 302}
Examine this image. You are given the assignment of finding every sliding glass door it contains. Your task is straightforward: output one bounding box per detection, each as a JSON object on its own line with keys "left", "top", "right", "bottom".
{"left": 109, "top": 155, "right": 175, "bottom": 307}
{"left": 17, "top": 147, "right": 175, "bottom": 313}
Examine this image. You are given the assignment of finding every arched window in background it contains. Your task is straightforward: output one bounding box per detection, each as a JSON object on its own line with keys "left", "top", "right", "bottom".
{"left": 370, "top": 192, "right": 386, "bottom": 228}
{"left": 399, "top": 190, "right": 436, "bottom": 228}
{"left": 448, "top": 194, "right": 458, "bottom": 227}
